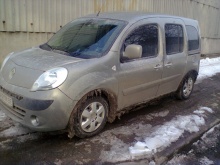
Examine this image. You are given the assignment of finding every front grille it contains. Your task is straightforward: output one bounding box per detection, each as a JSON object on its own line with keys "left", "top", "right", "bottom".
{"left": 0, "top": 86, "right": 26, "bottom": 120}
{"left": 0, "top": 100, "right": 26, "bottom": 120}
{"left": 0, "top": 85, "right": 23, "bottom": 100}
{"left": 13, "top": 106, "right": 26, "bottom": 119}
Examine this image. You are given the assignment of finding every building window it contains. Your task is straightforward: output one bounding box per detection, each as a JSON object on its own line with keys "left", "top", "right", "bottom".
{"left": 123, "top": 24, "right": 158, "bottom": 59}
{"left": 165, "top": 24, "right": 184, "bottom": 55}
{"left": 186, "top": 25, "right": 199, "bottom": 51}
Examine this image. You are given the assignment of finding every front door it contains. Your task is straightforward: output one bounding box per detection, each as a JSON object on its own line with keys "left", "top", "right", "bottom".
{"left": 117, "top": 18, "right": 163, "bottom": 109}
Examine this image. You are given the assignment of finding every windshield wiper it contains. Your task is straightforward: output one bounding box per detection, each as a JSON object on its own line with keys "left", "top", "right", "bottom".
{"left": 40, "top": 43, "right": 53, "bottom": 51}
{"left": 52, "top": 49, "right": 70, "bottom": 55}
{"left": 46, "top": 44, "right": 70, "bottom": 55}
{"left": 70, "top": 51, "right": 82, "bottom": 57}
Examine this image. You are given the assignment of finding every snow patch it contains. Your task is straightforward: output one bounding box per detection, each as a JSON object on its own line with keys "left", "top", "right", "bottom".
{"left": 194, "top": 107, "right": 214, "bottom": 115}
{"left": 200, "top": 107, "right": 214, "bottom": 113}
{"left": 200, "top": 57, "right": 220, "bottom": 66}
{"left": 199, "top": 156, "right": 214, "bottom": 165}
{"left": 149, "top": 160, "right": 156, "bottom": 165}
{"left": 0, "top": 123, "right": 33, "bottom": 138}
{"left": 150, "top": 110, "right": 170, "bottom": 118}
{"left": 143, "top": 110, "right": 169, "bottom": 121}
{"left": 0, "top": 110, "right": 6, "bottom": 122}
{"left": 129, "top": 107, "right": 213, "bottom": 158}
{"left": 54, "top": 159, "right": 63, "bottom": 165}
{"left": 129, "top": 142, "right": 151, "bottom": 157}
{"left": 197, "top": 57, "right": 220, "bottom": 83}
{"left": 17, "top": 134, "right": 39, "bottom": 143}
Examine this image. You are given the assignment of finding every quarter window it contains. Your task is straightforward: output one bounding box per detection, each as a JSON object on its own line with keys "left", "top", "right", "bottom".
{"left": 123, "top": 24, "right": 158, "bottom": 59}
{"left": 165, "top": 24, "right": 184, "bottom": 55}
{"left": 186, "top": 25, "right": 199, "bottom": 51}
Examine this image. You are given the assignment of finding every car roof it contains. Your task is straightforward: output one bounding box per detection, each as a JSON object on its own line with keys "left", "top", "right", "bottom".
{"left": 84, "top": 12, "right": 197, "bottom": 24}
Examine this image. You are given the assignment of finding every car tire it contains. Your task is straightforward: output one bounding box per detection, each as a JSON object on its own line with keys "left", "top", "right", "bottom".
{"left": 73, "top": 97, "right": 108, "bottom": 138}
{"left": 176, "top": 73, "right": 195, "bottom": 100}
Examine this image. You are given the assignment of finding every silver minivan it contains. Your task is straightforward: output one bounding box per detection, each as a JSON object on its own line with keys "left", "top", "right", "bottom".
{"left": 0, "top": 12, "right": 200, "bottom": 138}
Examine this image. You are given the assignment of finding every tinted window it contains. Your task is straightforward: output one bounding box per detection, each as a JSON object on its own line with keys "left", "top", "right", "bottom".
{"left": 165, "top": 24, "right": 184, "bottom": 55}
{"left": 123, "top": 24, "right": 158, "bottom": 58}
{"left": 186, "top": 25, "right": 199, "bottom": 51}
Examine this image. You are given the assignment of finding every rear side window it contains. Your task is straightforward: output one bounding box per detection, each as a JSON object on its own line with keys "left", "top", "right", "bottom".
{"left": 124, "top": 24, "right": 158, "bottom": 58}
{"left": 165, "top": 24, "right": 184, "bottom": 55}
{"left": 186, "top": 25, "right": 199, "bottom": 51}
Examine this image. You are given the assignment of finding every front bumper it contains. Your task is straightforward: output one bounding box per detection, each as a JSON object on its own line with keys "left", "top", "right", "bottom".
{"left": 0, "top": 75, "right": 75, "bottom": 132}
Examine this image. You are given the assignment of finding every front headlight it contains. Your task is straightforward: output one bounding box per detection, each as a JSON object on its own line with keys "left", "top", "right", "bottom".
{"left": 1, "top": 52, "right": 13, "bottom": 71}
{"left": 31, "top": 67, "right": 68, "bottom": 91}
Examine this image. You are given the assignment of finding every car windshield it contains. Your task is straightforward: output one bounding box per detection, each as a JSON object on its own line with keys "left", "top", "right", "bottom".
{"left": 45, "top": 18, "right": 125, "bottom": 59}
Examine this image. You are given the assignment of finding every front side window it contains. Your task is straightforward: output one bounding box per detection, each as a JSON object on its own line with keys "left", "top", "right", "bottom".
{"left": 165, "top": 24, "right": 184, "bottom": 55}
{"left": 43, "top": 18, "right": 125, "bottom": 59}
{"left": 123, "top": 24, "right": 158, "bottom": 59}
{"left": 186, "top": 25, "right": 199, "bottom": 51}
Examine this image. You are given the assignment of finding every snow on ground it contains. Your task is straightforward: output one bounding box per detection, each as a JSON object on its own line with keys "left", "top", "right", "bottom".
{"left": 197, "top": 57, "right": 220, "bottom": 83}
{"left": 93, "top": 106, "right": 215, "bottom": 163}
{"left": 93, "top": 123, "right": 153, "bottom": 162}
{"left": 200, "top": 157, "right": 215, "bottom": 165}
{"left": 129, "top": 107, "right": 214, "bottom": 158}
{"left": 194, "top": 107, "right": 214, "bottom": 115}
{"left": 0, "top": 57, "right": 220, "bottom": 162}
{"left": 93, "top": 110, "right": 169, "bottom": 162}
{"left": 0, "top": 123, "right": 33, "bottom": 138}
{"left": 0, "top": 110, "right": 6, "bottom": 122}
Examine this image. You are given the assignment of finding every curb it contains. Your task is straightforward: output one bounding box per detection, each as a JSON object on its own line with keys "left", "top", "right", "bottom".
{"left": 155, "top": 118, "right": 220, "bottom": 165}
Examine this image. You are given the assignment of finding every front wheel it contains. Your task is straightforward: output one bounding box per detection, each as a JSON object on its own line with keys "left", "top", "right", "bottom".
{"left": 72, "top": 97, "right": 108, "bottom": 138}
{"left": 176, "top": 74, "right": 195, "bottom": 100}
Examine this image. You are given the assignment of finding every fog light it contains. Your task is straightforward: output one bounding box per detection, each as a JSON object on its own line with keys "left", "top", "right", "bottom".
{"left": 31, "top": 115, "right": 40, "bottom": 126}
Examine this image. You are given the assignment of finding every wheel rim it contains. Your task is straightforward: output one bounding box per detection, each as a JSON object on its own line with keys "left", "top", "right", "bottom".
{"left": 80, "top": 102, "right": 105, "bottom": 133}
{"left": 183, "top": 77, "right": 193, "bottom": 97}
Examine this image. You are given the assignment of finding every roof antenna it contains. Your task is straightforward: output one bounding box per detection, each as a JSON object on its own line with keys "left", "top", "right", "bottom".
{"left": 97, "top": 10, "right": 101, "bottom": 16}
{"left": 96, "top": 0, "right": 106, "bottom": 17}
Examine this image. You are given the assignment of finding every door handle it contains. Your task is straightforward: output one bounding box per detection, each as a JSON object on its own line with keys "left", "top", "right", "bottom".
{"left": 165, "top": 62, "right": 173, "bottom": 68}
{"left": 154, "top": 64, "right": 162, "bottom": 70}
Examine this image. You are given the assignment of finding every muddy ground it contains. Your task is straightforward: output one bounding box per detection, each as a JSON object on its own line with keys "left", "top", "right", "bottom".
{"left": 1, "top": 73, "right": 220, "bottom": 165}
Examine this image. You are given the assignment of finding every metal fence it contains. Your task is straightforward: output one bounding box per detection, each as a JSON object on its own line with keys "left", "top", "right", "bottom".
{"left": 1, "top": 0, "right": 220, "bottom": 38}
{"left": 0, "top": 0, "right": 220, "bottom": 57}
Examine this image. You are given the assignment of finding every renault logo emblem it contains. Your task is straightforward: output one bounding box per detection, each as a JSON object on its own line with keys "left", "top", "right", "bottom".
{"left": 9, "top": 68, "right": 16, "bottom": 79}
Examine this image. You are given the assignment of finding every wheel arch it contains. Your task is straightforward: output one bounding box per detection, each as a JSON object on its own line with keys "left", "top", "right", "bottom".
{"left": 82, "top": 89, "right": 118, "bottom": 123}
{"left": 178, "top": 69, "right": 198, "bottom": 90}
{"left": 187, "top": 69, "right": 198, "bottom": 81}
{"left": 176, "top": 69, "right": 197, "bottom": 100}
{"left": 67, "top": 88, "right": 118, "bottom": 138}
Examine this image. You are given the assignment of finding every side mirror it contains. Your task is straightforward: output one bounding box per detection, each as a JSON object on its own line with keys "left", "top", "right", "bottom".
{"left": 124, "top": 44, "right": 142, "bottom": 60}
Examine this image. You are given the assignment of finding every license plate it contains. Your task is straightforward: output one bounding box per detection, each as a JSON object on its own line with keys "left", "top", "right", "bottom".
{"left": 0, "top": 90, "right": 13, "bottom": 107}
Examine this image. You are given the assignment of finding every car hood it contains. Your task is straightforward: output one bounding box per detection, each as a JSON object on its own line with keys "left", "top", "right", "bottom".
{"left": 1, "top": 47, "right": 84, "bottom": 89}
{"left": 10, "top": 47, "right": 83, "bottom": 71}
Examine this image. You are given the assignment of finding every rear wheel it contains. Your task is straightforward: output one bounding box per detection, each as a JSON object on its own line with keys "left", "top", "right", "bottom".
{"left": 176, "top": 74, "right": 195, "bottom": 100}
{"left": 72, "top": 97, "right": 108, "bottom": 138}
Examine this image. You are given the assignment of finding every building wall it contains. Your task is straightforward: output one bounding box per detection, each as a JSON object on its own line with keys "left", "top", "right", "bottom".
{"left": 0, "top": 0, "right": 220, "bottom": 61}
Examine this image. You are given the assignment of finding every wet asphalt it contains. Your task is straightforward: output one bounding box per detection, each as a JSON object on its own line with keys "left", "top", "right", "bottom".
{"left": 1, "top": 73, "right": 220, "bottom": 165}
{"left": 167, "top": 123, "right": 220, "bottom": 165}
